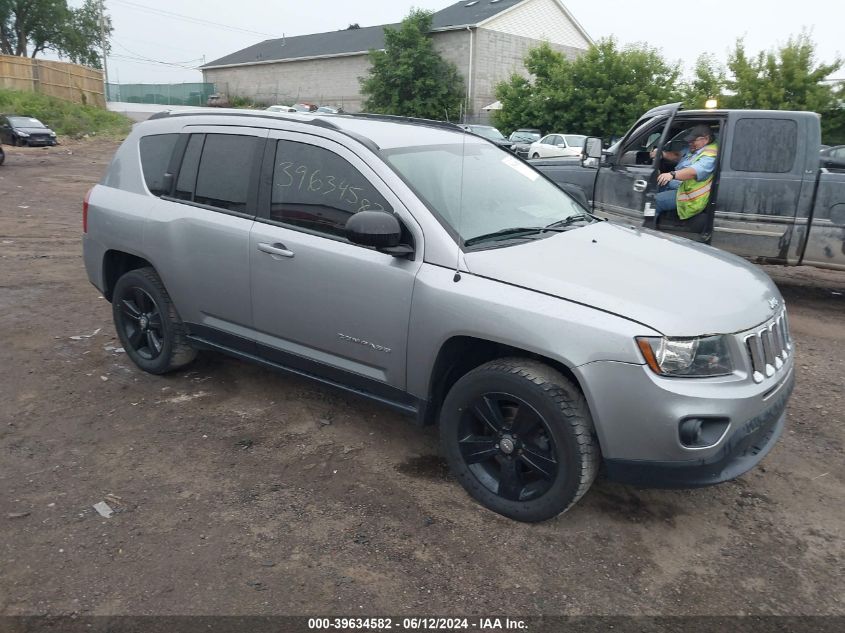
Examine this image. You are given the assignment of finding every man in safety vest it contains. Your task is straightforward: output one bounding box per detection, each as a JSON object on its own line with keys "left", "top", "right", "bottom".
{"left": 654, "top": 125, "right": 718, "bottom": 221}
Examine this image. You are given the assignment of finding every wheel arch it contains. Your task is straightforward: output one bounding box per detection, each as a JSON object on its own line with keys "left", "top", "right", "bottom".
{"left": 423, "top": 335, "right": 586, "bottom": 426}
{"left": 102, "top": 250, "right": 154, "bottom": 301}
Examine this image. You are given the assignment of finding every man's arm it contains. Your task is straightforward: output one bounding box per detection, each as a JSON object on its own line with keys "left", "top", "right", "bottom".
{"left": 657, "top": 152, "right": 716, "bottom": 186}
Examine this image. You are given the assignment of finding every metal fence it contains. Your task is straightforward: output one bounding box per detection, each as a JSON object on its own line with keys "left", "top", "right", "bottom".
{"left": 106, "top": 82, "right": 216, "bottom": 106}
{"left": 0, "top": 55, "right": 105, "bottom": 107}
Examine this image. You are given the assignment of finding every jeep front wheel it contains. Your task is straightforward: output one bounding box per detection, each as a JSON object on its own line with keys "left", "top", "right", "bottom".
{"left": 112, "top": 267, "right": 197, "bottom": 374}
{"left": 439, "top": 358, "right": 599, "bottom": 522}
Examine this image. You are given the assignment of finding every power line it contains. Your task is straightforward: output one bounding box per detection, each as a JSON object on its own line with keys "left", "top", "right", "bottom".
{"left": 108, "top": 55, "right": 200, "bottom": 72}
{"left": 113, "top": 40, "right": 203, "bottom": 67}
{"left": 110, "top": 0, "right": 276, "bottom": 38}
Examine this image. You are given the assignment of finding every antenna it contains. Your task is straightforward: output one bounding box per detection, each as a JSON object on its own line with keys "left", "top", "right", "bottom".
{"left": 453, "top": 117, "right": 468, "bottom": 283}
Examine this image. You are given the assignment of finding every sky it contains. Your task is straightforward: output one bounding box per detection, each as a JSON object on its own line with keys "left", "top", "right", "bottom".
{"left": 63, "top": 0, "right": 844, "bottom": 85}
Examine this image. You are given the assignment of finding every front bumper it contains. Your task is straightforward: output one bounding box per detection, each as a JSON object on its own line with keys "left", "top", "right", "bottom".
{"left": 604, "top": 369, "right": 793, "bottom": 487}
{"left": 25, "top": 138, "right": 57, "bottom": 146}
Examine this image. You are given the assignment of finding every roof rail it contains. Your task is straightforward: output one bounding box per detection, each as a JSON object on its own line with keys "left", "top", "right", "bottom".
{"left": 141, "top": 109, "right": 382, "bottom": 152}
{"left": 340, "top": 112, "right": 463, "bottom": 132}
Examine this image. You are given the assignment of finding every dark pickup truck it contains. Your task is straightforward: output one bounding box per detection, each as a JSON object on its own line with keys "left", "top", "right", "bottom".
{"left": 533, "top": 103, "right": 845, "bottom": 271}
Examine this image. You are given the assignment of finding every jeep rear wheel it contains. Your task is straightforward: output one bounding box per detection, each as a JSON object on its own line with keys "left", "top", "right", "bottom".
{"left": 440, "top": 358, "right": 599, "bottom": 522}
{"left": 112, "top": 267, "right": 196, "bottom": 374}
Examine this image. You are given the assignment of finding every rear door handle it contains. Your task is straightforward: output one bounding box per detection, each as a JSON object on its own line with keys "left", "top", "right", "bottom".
{"left": 257, "top": 242, "right": 295, "bottom": 258}
{"left": 633, "top": 179, "right": 648, "bottom": 193}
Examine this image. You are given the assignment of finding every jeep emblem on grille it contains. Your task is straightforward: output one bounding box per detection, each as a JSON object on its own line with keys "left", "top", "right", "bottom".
{"left": 768, "top": 297, "right": 779, "bottom": 311}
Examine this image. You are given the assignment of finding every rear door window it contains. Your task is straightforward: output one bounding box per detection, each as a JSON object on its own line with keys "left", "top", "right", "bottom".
{"left": 731, "top": 119, "right": 798, "bottom": 173}
{"left": 139, "top": 133, "right": 178, "bottom": 196}
{"left": 171, "top": 133, "right": 261, "bottom": 213}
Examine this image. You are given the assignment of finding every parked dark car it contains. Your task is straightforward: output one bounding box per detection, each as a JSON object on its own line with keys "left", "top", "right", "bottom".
{"left": 0, "top": 142, "right": 5, "bottom": 166}
{"left": 0, "top": 115, "right": 58, "bottom": 146}
{"left": 458, "top": 124, "right": 511, "bottom": 149}
{"left": 508, "top": 128, "right": 541, "bottom": 157}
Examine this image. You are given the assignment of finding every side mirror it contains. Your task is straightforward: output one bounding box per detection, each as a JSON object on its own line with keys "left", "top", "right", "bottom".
{"left": 584, "top": 137, "right": 603, "bottom": 159}
{"left": 345, "top": 211, "right": 413, "bottom": 257}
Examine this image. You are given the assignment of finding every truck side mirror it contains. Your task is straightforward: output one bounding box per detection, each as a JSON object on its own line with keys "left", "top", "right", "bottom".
{"left": 582, "top": 137, "right": 603, "bottom": 168}
{"left": 584, "top": 137, "right": 603, "bottom": 159}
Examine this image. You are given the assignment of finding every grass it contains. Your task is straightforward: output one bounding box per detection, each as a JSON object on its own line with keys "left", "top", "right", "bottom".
{"left": 0, "top": 88, "right": 133, "bottom": 139}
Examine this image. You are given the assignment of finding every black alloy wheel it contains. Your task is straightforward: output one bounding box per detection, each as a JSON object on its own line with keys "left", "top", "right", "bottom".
{"left": 440, "top": 358, "right": 599, "bottom": 522}
{"left": 111, "top": 267, "right": 196, "bottom": 374}
{"left": 118, "top": 286, "right": 165, "bottom": 361}
{"left": 458, "top": 392, "right": 559, "bottom": 502}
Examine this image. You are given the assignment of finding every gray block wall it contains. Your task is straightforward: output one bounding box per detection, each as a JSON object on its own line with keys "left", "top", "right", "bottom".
{"left": 203, "top": 54, "right": 372, "bottom": 111}
{"left": 202, "top": 29, "right": 584, "bottom": 120}
{"left": 470, "top": 29, "right": 583, "bottom": 116}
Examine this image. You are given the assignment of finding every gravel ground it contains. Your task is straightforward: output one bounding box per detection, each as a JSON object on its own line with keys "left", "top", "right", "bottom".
{"left": 1, "top": 140, "right": 843, "bottom": 619}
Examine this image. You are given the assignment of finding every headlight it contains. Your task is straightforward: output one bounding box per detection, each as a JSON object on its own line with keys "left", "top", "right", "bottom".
{"left": 17, "top": 131, "right": 29, "bottom": 137}
{"left": 636, "top": 335, "right": 733, "bottom": 377}
{"left": 49, "top": 131, "right": 56, "bottom": 137}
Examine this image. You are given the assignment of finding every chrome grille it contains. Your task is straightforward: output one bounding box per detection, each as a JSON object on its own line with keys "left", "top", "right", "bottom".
{"left": 744, "top": 310, "right": 791, "bottom": 383}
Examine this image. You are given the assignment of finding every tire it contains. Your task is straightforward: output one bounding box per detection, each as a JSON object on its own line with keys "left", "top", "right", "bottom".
{"left": 440, "top": 358, "right": 599, "bottom": 522}
{"left": 531, "top": 153, "right": 540, "bottom": 159}
{"left": 112, "top": 267, "right": 197, "bottom": 374}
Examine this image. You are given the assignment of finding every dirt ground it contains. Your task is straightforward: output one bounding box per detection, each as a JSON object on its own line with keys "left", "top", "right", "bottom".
{"left": 1, "top": 140, "right": 843, "bottom": 618}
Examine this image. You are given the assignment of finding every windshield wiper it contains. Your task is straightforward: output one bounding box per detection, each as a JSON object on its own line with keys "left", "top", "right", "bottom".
{"left": 544, "top": 214, "right": 594, "bottom": 230}
{"left": 464, "top": 226, "right": 567, "bottom": 247}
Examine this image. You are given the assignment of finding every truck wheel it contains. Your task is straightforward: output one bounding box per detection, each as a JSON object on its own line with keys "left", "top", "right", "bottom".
{"left": 531, "top": 153, "right": 540, "bottom": 159}
{"left": 440, "top": 358, "right": 599, "bottom": 522}
{"left": 112, "top": 267, "right": 197, "bottom": 375}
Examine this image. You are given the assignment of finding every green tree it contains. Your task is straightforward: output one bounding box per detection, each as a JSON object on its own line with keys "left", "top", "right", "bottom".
{"left": 725, "top": 33, "right": 843, "bottom": 144}
{"left": 725, "top": 33, "right": 841, "bottom": 111}
{"left": 822, "top": 82, "right": 845, "bottom": 145}
{"left": 493, "top": 39, "right": 681, "bottom": 138}
{"left": 0, "top": 0, "right": 110, "bottom": 67}
{"left": 360, "top": 9, "right": 464, "bottom": 120}
{"left": 681, "top": 53, "right": 726, "bottom": 109}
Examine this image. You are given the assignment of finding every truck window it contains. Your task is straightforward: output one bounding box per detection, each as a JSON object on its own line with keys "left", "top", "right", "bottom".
{"left": 731, "top": 119, "right": 797, "bottom": 173}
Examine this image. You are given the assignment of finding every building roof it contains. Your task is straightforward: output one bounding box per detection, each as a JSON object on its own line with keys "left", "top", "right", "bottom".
{"left": 431, "top": 0, "right": 524, "bottom": 29}
{"left": 202, "top": 0, "right": 525, "bottom": 69}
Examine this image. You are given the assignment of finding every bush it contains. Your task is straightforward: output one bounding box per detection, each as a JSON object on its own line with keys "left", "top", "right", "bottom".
{"left": 0, "top": 89, "right": 133, "bottom": 139}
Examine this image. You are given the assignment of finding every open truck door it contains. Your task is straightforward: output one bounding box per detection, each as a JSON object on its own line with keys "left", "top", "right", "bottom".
{"left": 592, "top": 103, "right": 681, "bottom": 227}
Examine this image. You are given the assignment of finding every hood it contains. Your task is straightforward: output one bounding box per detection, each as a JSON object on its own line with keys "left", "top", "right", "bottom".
{"left": 463, "top": 221, "right": 782, "bottom": 336}
{"left": 16, "top": 126, "right": 53, "bottom": 134}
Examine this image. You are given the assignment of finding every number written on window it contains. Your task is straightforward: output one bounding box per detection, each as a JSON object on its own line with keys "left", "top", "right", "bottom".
{"left": 271, "top": 141, "right": 391, "bottom": 238}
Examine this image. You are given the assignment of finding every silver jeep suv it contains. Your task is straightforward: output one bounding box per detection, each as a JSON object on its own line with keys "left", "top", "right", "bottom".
{"left": 83, "top": 109, "right": 794, "bottom": 522}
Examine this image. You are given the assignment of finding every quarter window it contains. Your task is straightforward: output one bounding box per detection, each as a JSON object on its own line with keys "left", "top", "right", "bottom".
{"left": 731, "top": 119, "right": 797, "bottom": 173}
{"left": 270, "top": 140, "right": 392, "bottom": 239}
{"left": 139, "top": 133, "right": 178, "bottom": 196}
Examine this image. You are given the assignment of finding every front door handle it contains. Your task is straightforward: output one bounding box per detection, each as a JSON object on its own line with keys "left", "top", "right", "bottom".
{"left": 257, "top": 242, "right": 295, "bottom": 258}
{"left": 633, "top": 179, "right": 648, "bottom": 193}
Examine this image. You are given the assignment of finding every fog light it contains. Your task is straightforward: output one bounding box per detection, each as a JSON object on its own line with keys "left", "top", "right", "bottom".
{"left": 679, "top": 417, "right": 730, "bottom": 448}
{"left": 679, "top": 419, "right": 703, "bottom": 446}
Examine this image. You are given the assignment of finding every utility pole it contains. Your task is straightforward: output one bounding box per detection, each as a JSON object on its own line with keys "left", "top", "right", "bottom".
{"left": 99, "top": 0, "right": 110, "bottom": 102}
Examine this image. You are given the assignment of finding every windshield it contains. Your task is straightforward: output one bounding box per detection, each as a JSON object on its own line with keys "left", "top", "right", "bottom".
{"left": 469, "top": 126, "right": 506, "bottom": 141}
{"left": 510, "top": 131, "right": 540, "bottom": 142}
{"left": 384, "top": 143, "right": 586, "bottom": 247}
{"left": 564, "top": 135, "right": 586, "bottom": 147}
{"left": 9, "top": 117, "right": 45, "bottom": 128}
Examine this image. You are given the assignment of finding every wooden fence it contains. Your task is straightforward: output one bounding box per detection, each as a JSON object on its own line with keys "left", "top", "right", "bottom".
{"left": 0, "top": 55, "right": 105, "bottom": 107}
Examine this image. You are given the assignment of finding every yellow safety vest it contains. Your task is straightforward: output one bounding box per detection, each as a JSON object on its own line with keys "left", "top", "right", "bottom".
{"left": 676, "top": 143, "right": 718, "bottom": 220}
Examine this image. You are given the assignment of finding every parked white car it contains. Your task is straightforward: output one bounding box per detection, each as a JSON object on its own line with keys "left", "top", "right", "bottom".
{"left": 528, "top": 134, "right": 587, "bottom": 159}
{"left": 266, "top": 104, "right": 297, "bottom": 113}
